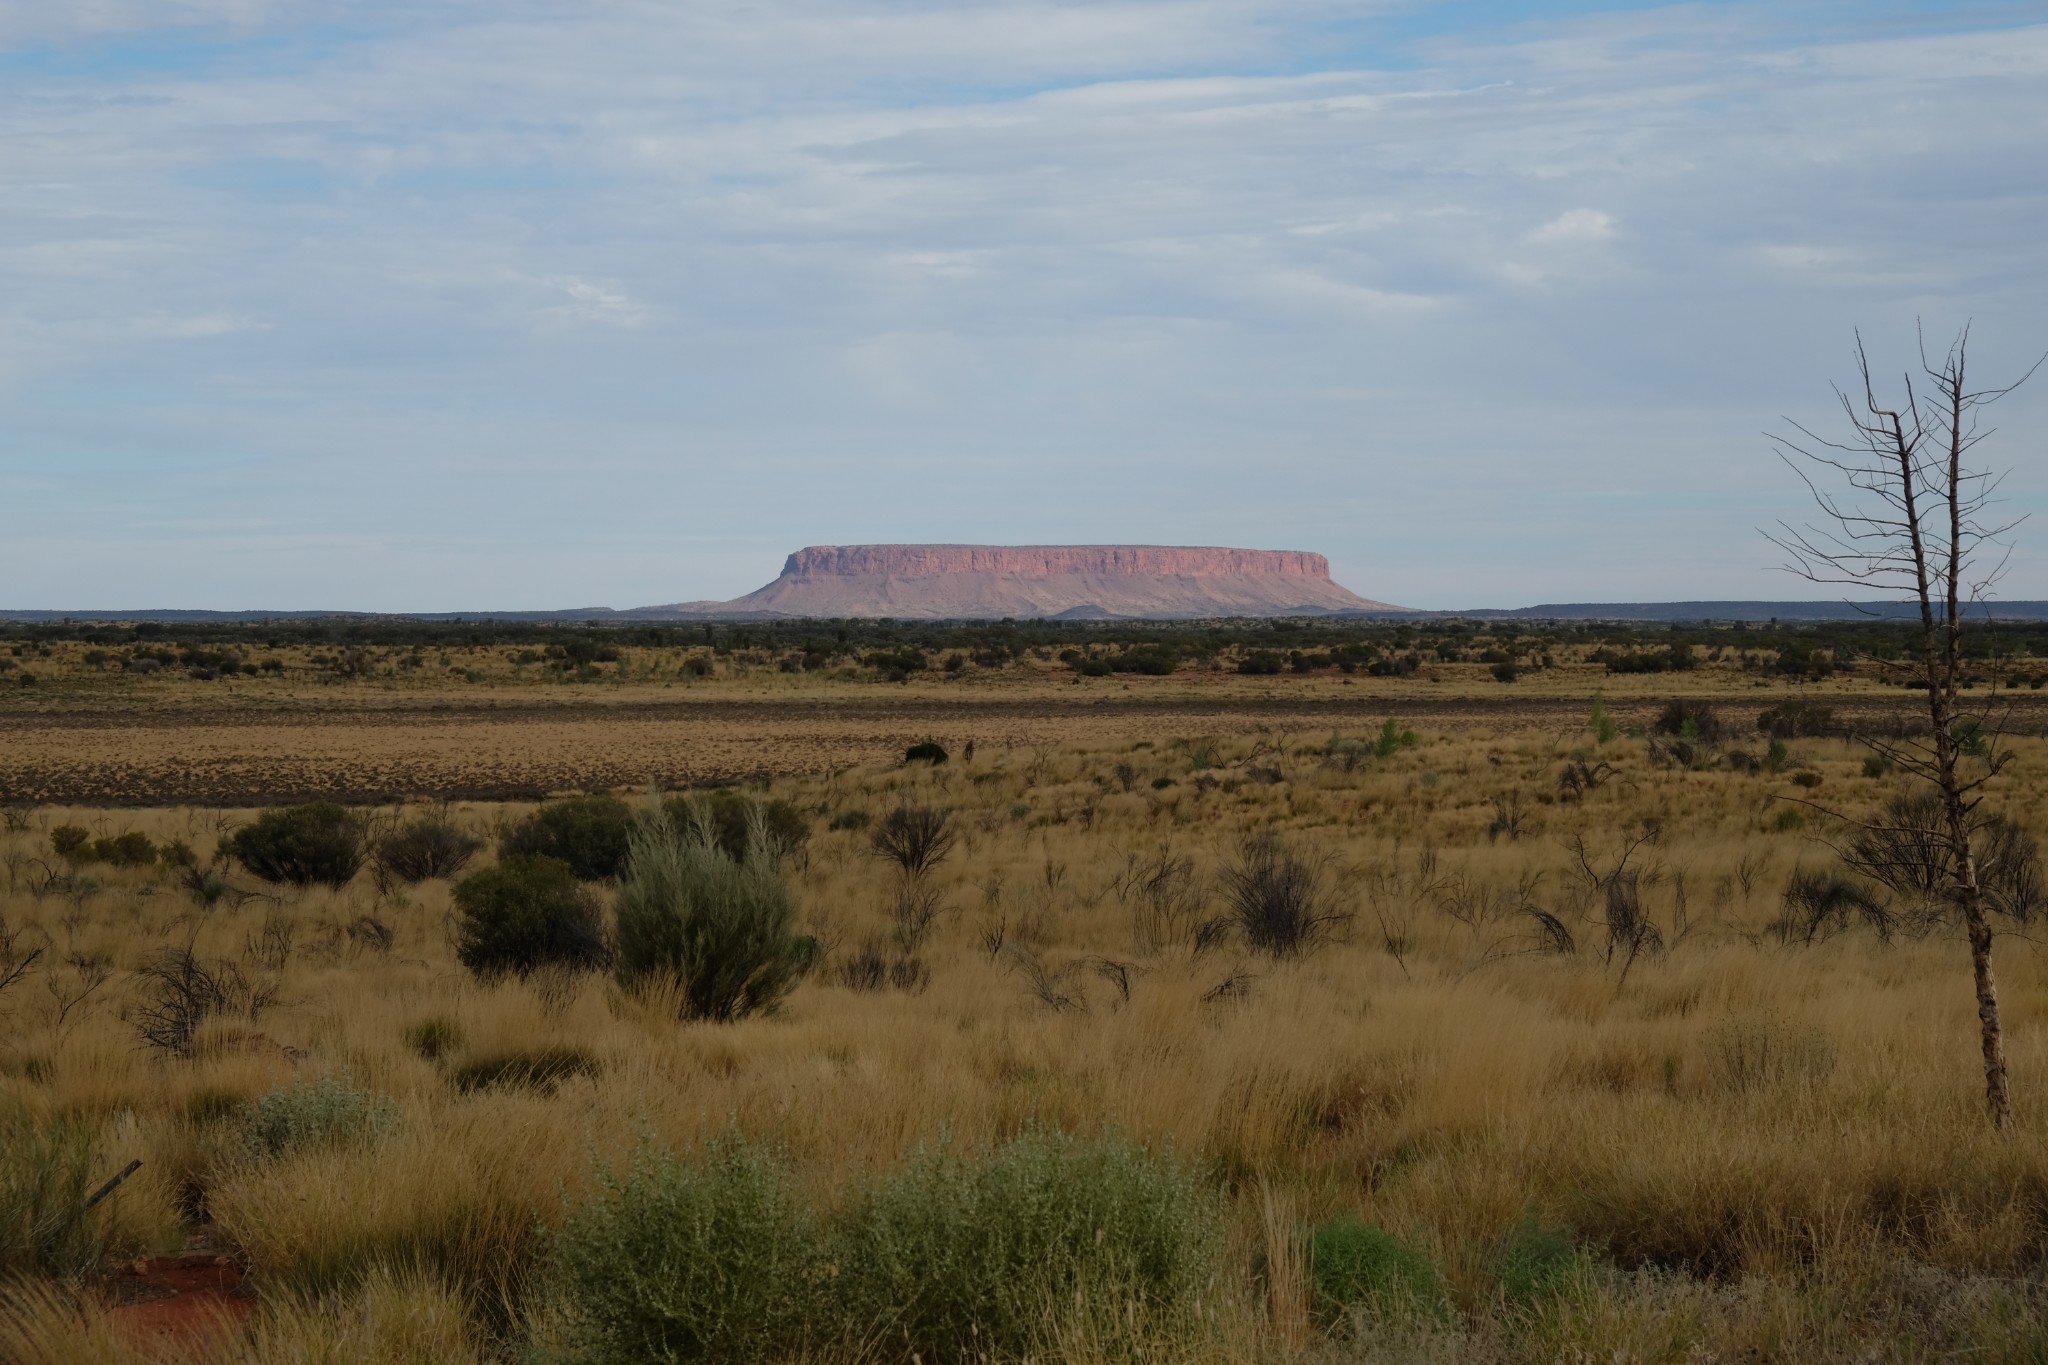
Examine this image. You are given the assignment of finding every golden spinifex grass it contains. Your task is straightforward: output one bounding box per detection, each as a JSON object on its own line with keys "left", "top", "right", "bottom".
{"left": 4, "top": 717, "right": 2048, "bottom": 1361}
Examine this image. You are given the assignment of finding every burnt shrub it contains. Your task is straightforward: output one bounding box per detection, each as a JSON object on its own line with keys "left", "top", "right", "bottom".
{"left": 452, "top": 855, "right": 610, "bottom": 980}
{"left": 499, "top": 793, "right": 634, "bottom": 881}
{"left": 1757, "top": 700, "right": 1841, "bottom": 739}
{"left": 374, "top": 810, "right": 484, "bottom": 885}
{"left": 1776, "top": 869, "right": 1892, "bottom": 945}
{"left": 225, "top": 803, "right": 367, "bottom": 889}
{"left": 869, "top": 806, "right": 955, "bottom": 879}
{"left": 662, "top": 790, "right": 810, "bottom": 865}
{"left": 1845, "top": 789, "right": 2043, "bottom": 924}
{"left": 904, "top": 740, "right": 949, "bottom": 765}
{"left": 1219, "top": 833, "right": 1348, "bottom": 957}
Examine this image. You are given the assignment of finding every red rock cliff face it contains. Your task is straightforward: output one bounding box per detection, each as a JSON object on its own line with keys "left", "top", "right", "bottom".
{"left": 695, "top": 543, "right": 1406, "bottom": 618}
{"left": 783, "top": 545, "right": 1333, "bottom": 580}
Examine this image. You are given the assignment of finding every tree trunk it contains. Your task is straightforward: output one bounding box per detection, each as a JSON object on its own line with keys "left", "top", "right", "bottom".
{"left": 1945, "top": 784, "right": 2012, "bottom": 1131}
{"left": 1932, "top": 683, "right": 2012, "bottom": 1131}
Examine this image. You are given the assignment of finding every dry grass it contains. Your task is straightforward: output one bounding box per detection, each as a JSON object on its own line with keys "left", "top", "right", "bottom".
{"left": 5, "top": 704, "right": 2048, "bottom": 1360}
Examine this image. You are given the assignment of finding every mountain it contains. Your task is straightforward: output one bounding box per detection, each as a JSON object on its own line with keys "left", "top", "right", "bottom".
{"left": 648, "top": 544, "right": 1410, "bottom": 620}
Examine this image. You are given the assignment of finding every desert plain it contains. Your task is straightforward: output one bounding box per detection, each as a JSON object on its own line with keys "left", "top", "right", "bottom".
{"left": 4, "top": 619, "right": 2048, "bottom": 1363}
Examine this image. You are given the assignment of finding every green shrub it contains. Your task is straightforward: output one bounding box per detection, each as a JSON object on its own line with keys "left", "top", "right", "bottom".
{"left": 1372, "top": 718, "right": 1418, "bottom": 759}
{"left": 242, "top": 1077, "right": 398, "bottom": 1159}
{"left": 613, "top": 816, "right": 817, "bottom": 1022}
{"left": 373, "top": 811, "right": 482, "bottom": 885}
{"left": 499, "top": 794, "right": 634, "bottom": 881}
{"left": 49, "top": 826, "right": 90, "bottom": 861}
{"left": 0, "top": 1105, "right": 103, "bottom": 1279}
{"left": 543, "top": 1141, "right": 821, "bottom": 1365}
{"left": 1072, "top": 656, "right": 1114, "bottom": 677}
{"left": 660, "top": 790, "right": 809, "bottom": 865}
{"left": 1308, "top": 1217, "right": 1448, "bottom": 1325}
{"left": 452, "top": 855, "right": 610, "bottom": 980}
{"left": 90, "top": 831, "right": 157, "bottom": 867}
{"left": 1653, "top": 700, "right": 1723, "bottom": 745}
{"left": 1496, "top": 1215, "right": 1591, "bottom": 1306}
{"left": 833, "top": 1131, "right": 1221, "bottom": 1361}
{"left": 1590, "top": 696, "right": 1617, "bottom": 745}
{"left": 451, "top": 1046, "right": 600, "bottom": 1095}
{"left": 903, "top": 740, "right": 949, "bottom": 764}
{"left": 1237, "top": 650, "right": 1283, "bottom": 676}
{"left": 225, "top": 803, "right": 368, "bottom": 888}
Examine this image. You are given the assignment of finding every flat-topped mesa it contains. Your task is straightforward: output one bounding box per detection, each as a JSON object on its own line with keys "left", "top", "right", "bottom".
{"left": 699, "top": 543, "right": 1409, "bottom": 619}
{"left": 782, "top": 545, "right": 1333, "bottom": 581}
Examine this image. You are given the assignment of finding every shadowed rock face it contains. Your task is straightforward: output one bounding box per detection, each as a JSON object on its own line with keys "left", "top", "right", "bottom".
{"left": 700, "top": 544, "right": 1408, "bottom": 619}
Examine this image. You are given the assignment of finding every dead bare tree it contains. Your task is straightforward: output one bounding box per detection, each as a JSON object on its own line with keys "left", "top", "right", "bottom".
{"left": 1766, "top": 324, "right": 2041, "bottom": 1131}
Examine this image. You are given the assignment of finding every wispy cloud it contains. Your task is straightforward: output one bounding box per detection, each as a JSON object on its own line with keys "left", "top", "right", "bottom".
{"left": 1, "top": 3, "right": 2044, "bottom": 608}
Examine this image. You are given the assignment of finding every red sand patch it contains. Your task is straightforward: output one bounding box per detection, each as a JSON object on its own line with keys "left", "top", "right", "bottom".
{"left": 104, "top": 1254, "right": 252, "bottom": 1344}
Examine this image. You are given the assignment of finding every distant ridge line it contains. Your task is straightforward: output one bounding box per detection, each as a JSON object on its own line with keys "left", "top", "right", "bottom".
{"left": 7, "top": 601, "right": 2048, "bottom": 624}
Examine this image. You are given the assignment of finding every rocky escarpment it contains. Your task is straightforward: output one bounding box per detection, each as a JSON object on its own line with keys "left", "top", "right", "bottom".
{"left": 682, "top": 544, "right": 1407, "bottom": 619}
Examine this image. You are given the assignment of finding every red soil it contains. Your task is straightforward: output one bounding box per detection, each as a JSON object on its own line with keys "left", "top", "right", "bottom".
{"left": 104, "top": 1254, "right": 252, "bottom": 1345}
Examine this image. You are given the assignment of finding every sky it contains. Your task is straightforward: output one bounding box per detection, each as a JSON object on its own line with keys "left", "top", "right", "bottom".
{"left": 2, "top": 0, "right": 2045, "bottom": 612}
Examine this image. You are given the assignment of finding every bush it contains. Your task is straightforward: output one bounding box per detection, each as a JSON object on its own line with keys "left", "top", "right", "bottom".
{"left": 904, "top": 740, "right": 949, "bottom": 764}
{"left": 0, "top": 1106, "right": 103, "bottom": 1279}
{"left": 1496, "top": 1215, "right": 1591, "bottom": 1306}
{"left": 869, "top": 805, "right": 955, "bottom": 879}
{"left": 452, "top": 855, "right": 609, "bottom": 980}
{"left": 1237, "top": 650, "right": 1283, "bottom": 675}
{"left": 242, "top": 1077, "right": 398, "bottom": 1159}
{"left": 48, "top": 826, "right": 90, "bottom": 862}
{"left": 1113, "top": 648, "right": 1178, "bottom": 676}
{"left": 225, "top": 803, "right": 367, "bottom": 888}
{"left": 1757, "top": 700, "right": 1839, "bottom": 739}
{"left": 660, "top": 790, "right": 809, "bottom": 865}
{"left": 1491, "top": 660, "right": 1519, "bottom": 683}
{"left": 90, "top": 831, "right": 156, "bottom": 867}
{"left": 1844, "top": 789, "right": 2042, "bottom": 924}
{"left": 373, "top": 811, "right": 482, "bottom": 885}
{"left": 1072, "top": 656, "right": 1114, "bottom": 677}
{"left": 132, "top": 949, "right": 268, "bottom": 1056}
{"left": 1653, "top": 700, "right": 1723, "bottom": 745}
{"left": 1776, "top": 869, "right": 1891, "bottom": 945}
{"left": 1219, "top": 833, "right": 1348, "bottom": 958}
{"left": 833, "top": 1132, "right": 1221, "bottom": 1361}
{"left": 1372, "top": 718, "right": 1418, "bottom": 759}
{"left": 1308, "top": 1218, "right": 1448, "bottom": 1325}
{"left": 613, "top": 816, "right": 817, "bottom": 1022}
{"left": 544, "top": 1141, "right": 820, "bottom": 1365}
{"left": 498, "top": 794, "right": 634, "bottom": 881}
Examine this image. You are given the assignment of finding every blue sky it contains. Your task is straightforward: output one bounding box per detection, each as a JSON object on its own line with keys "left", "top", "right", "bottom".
{"left": 3, "top": 1, "right": 2044, "bottom": 611}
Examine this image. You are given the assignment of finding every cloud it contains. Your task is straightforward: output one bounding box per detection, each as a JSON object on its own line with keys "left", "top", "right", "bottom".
{"left": 543, "top": 276, "right": 647, "bottom": 327}
{"left": 1, "top": 4, "right": 2045, "bottom": 608}
{"left": 1528, "top": 208, "right": 1615, "bottom": 245}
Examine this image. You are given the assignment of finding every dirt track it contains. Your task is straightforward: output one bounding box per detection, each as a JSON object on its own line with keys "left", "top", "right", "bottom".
{"left": 0, "top": 686, "right": 2012, "bottom": 806}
